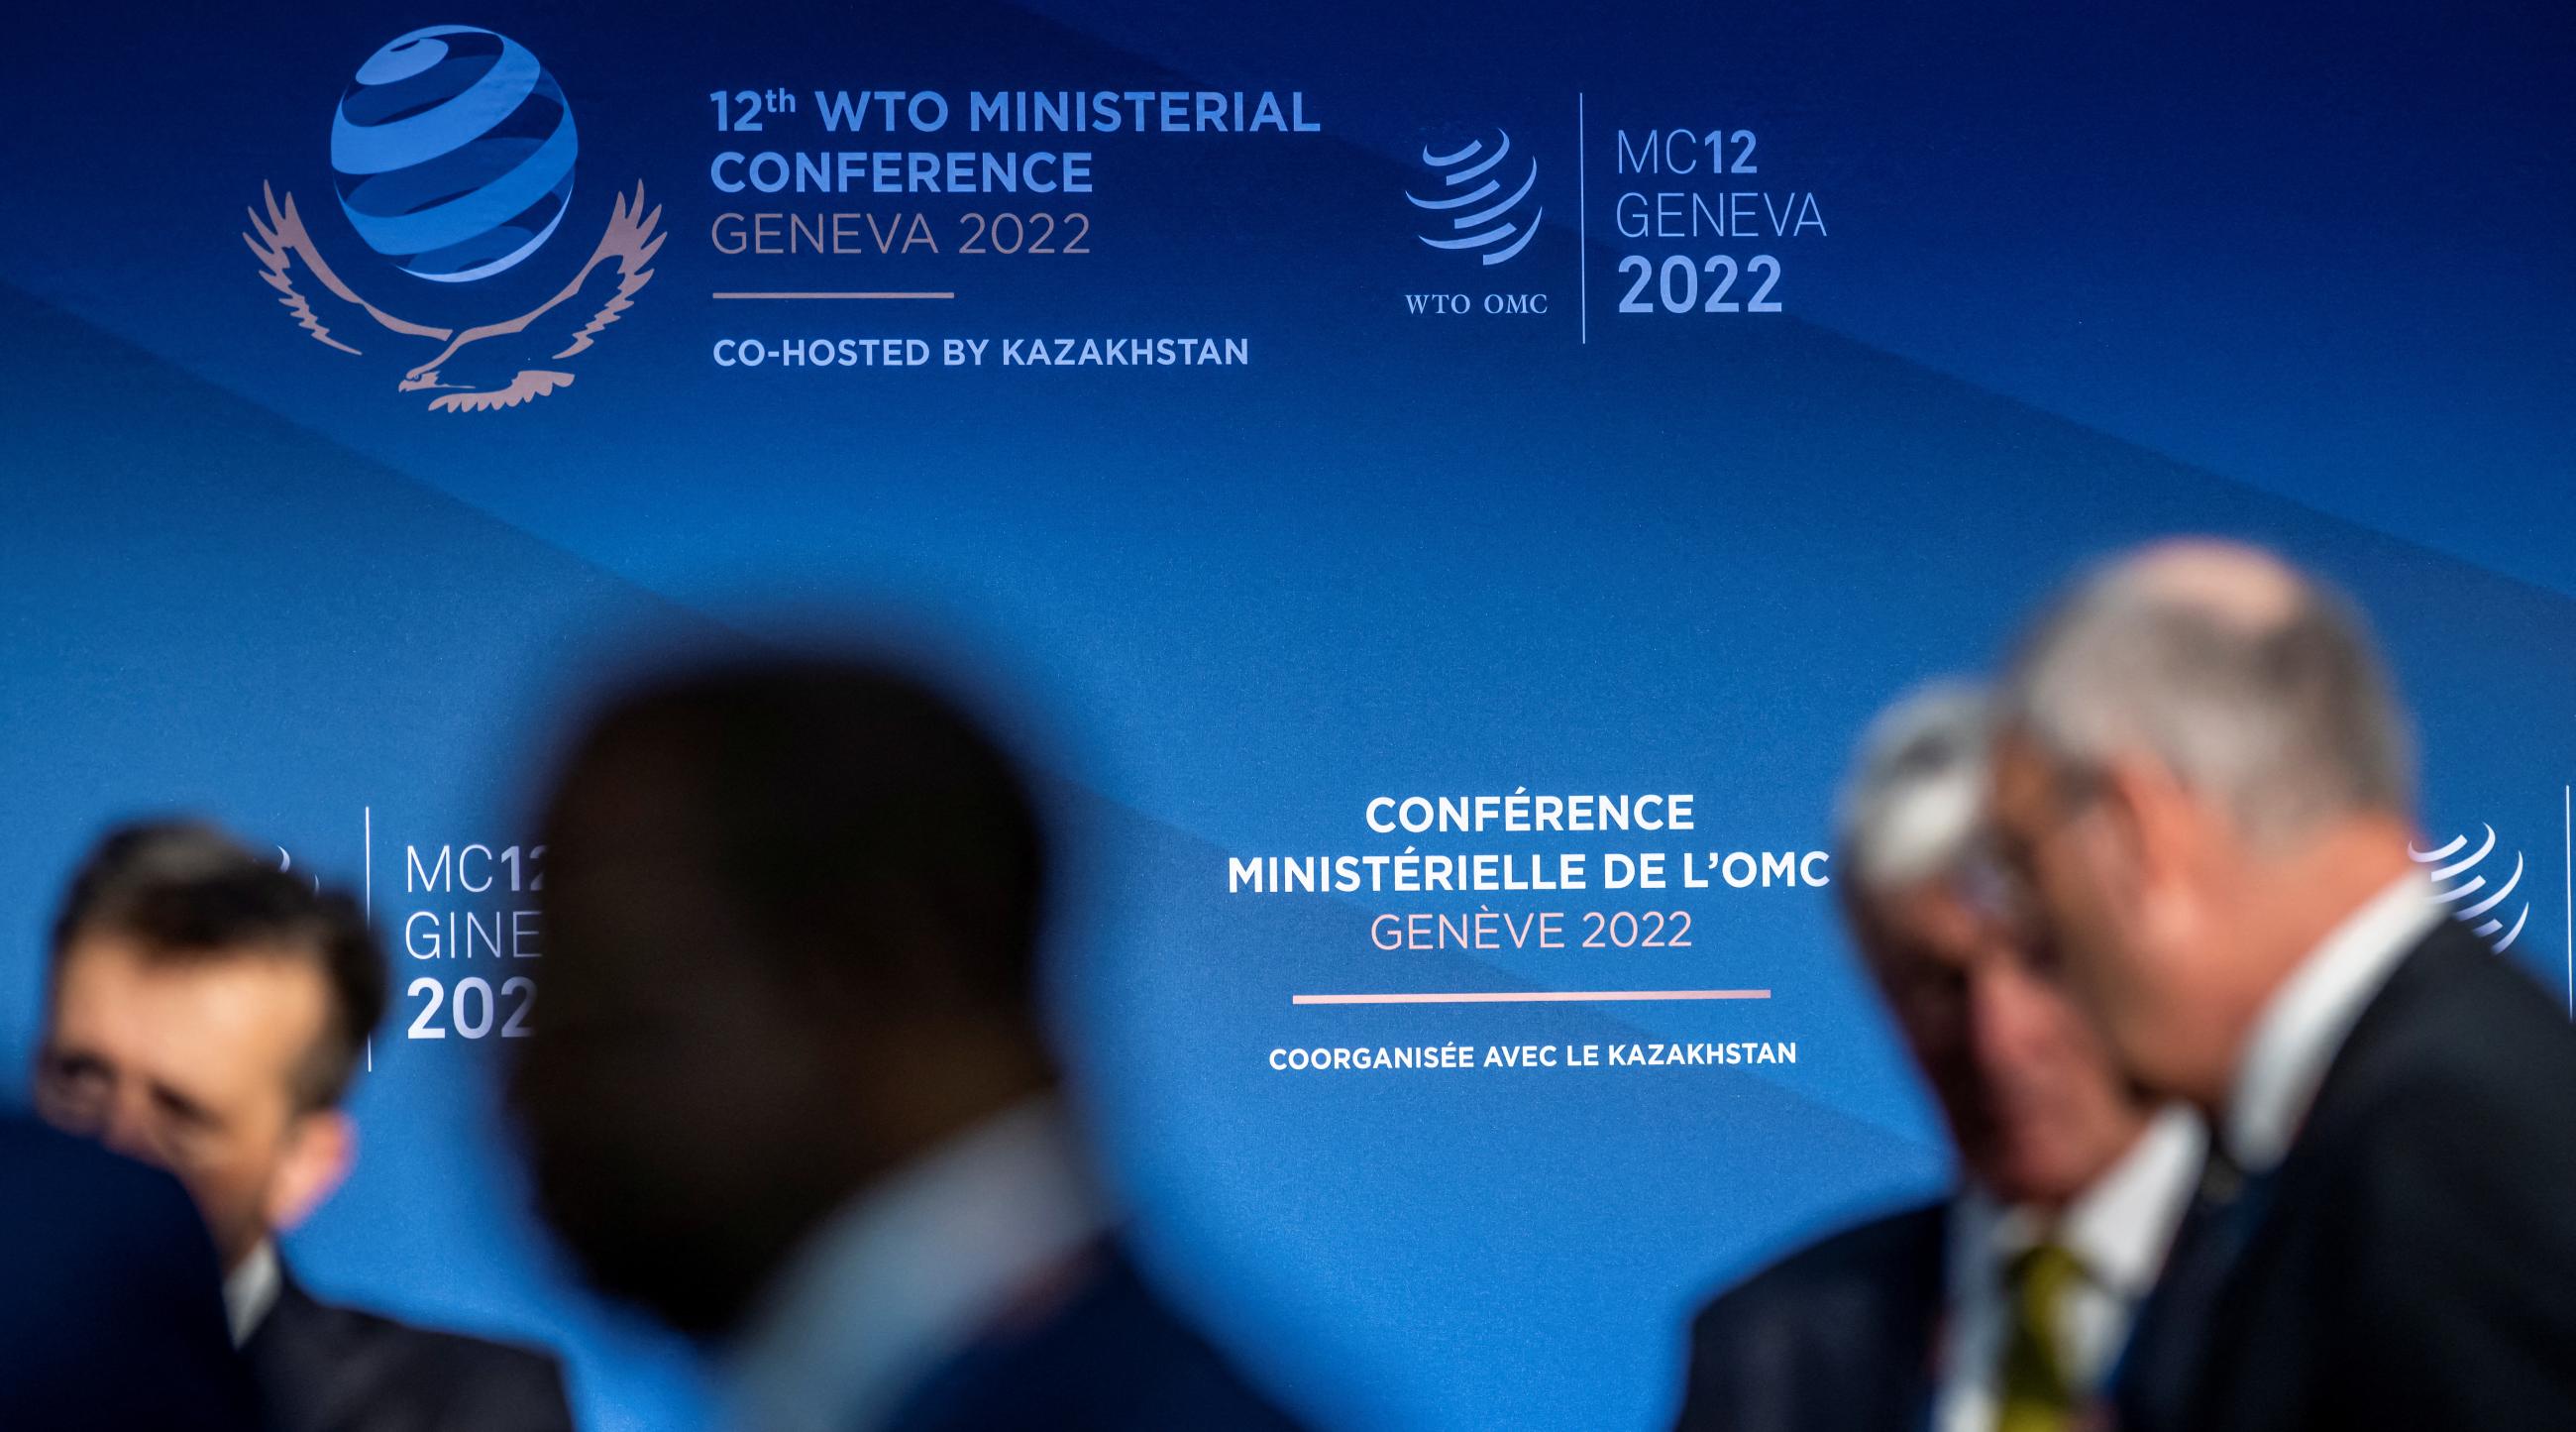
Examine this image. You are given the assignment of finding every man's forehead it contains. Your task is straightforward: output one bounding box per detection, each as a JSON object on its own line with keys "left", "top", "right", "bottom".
{"left": 53, "top": 935, "right": 329, "bottom": 1049}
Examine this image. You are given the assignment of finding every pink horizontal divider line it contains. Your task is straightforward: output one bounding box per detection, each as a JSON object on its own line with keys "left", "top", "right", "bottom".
{"left": 1291, "top": 989, "right": 1771, "bottom": 1006}
{"left": 709, "top": 290, "right": 956, "bottom": 299}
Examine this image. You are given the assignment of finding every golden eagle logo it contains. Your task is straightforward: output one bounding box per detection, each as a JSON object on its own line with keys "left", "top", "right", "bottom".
{"left": 243, "top": 181, "right": 662, "bottom": 413}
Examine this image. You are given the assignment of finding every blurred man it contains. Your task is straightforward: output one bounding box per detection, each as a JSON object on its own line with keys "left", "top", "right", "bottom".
{"left": 510, "top": 656, "right": 1308, "bottom": 1432}
{"left": 1676, "top": 685, "right": 2200, "bottom": 1432}
{"left": 0, "top": 1111, "right": 259, "bottom": 1430}
{"left": 36, "top": 822, "right": 574, "bottom": 1432}
{"left": 1990, "top": 539, "right": 2576, "bottom": 1432}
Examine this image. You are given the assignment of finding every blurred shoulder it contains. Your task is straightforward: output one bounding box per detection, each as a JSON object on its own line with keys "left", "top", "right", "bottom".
{"left": 347, "top": 1302, "right": 567, "bottom": 1387}
{"left": 0, "top": 1112, "right": 201, "bottom": 1225}
{"left": 261, "top": 1282, "right": 572, "bottom": 1432}
{"left": 2295, "top": 921, "right": 2576, "bottom": 1251}
{"left": 0, "top": 1116, "right": 254, "bottom": 1429}
{"left": 0, "top": 1113, "right": 224, "bottom": 1297}
{"left": 1689, "top": 1199, "right": 1948, "bottom": 1341}
{"left": 895, "top": 1242, "right": 1308, "bottom": 1432}
{"left": 2330, "top": 921, "right": 2576, "bottom": 1136}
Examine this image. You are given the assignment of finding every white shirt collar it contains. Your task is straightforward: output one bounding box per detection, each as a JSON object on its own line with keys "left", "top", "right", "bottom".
{"left": 224, "top": 1239, "right": 282, "bottom": 1346}
{"left": 1946, "top": 1104, "right": 2206, "bottom": 1305}
{"left": 2053, "top": 1104, "right": 2206, "bottom": 1298}
{"left": 1932, "top": 1106, "right": 2205, "bottom": 1432}
{"left": 724, "top": 1095, "right": 1112, "bottom": 1432}
{"left": 2225, "top": 873, "right": 2441, "bottom": 1171}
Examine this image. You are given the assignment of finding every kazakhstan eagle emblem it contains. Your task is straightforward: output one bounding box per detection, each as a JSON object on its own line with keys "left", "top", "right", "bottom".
{"left": 244, "top": 181, "right": 662, "bottom": 413}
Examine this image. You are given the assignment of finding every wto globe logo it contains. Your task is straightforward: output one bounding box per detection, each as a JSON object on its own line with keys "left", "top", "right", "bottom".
{"left": 2412, "top": 825, "right": 2529, "bottom": 953}
{"left": 332, "top": 26, "right": 577, "bottom": 282}
{"left": 243, "top": 25, "right": 660, "bottom": 412}
{"left": 1407, "top": 129, "right": 1542, "bottom": 266}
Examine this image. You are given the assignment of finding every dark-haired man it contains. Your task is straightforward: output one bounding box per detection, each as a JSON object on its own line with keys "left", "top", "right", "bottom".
{"left": 36, "top": 821, "right": 575, "bottom": 1432}
{"left": 512, "top": 657, "right": 1308, "bottom": 1432}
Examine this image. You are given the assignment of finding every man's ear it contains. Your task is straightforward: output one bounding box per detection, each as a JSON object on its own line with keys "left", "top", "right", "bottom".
{"left": 268, "top": 1108, "right": 356, "bottom": 1233}
{"left": 2093, "top": 754, "right": 2203, "bottom": 933}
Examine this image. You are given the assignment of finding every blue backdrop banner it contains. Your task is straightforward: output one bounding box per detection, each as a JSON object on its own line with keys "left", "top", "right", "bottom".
{"left": 3, "top": 3, "right": 2571, "bottom": 1428}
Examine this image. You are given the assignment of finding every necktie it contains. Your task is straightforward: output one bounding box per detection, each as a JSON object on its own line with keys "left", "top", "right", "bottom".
{"left": 1996, "top": 1240, "right": 2084, "bottom": 1432}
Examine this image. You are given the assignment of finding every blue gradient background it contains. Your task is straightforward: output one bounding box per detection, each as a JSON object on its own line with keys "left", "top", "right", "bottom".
{"left": 1, "top": 3, "right": 2570, "bottom": 1429}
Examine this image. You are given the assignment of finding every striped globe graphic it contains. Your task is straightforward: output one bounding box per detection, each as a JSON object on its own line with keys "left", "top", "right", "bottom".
{"left": 331, "top": 25, "right": 577, "bottom": 283}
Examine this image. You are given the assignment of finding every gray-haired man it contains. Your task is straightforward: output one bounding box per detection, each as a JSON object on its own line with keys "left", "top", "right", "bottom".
{"left": 1990, "top": 539, "right": 2576, "bottom": 1432}
{"left": 1676, "top": 685, "right": 2200, "bottom": 1432}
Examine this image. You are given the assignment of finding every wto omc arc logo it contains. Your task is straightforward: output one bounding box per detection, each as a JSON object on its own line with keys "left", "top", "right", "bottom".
{"left": 243, "top": 25, "right": 661, "bottom": 413}
{"left": 1407, "top": 129, "right": 1542, "bottom": 266}
{"left": 2412, "top": 825, "right": 2530, "bottom": 953}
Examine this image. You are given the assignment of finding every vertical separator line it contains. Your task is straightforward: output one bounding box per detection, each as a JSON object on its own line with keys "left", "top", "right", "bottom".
{"left": 2561, "top": 784, "right": 2570, "bottom": 1018}
{"left": 1577, "top": 93, "right": 1588, "bottom": 345}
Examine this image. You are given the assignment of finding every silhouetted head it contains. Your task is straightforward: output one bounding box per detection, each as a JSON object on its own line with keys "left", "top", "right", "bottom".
{"left": 508, "top": 656, "right": 1056, "bottom": 1339}
{"left": 1990, "top": 540, "right": 2419, "bottom": 1110}
{"left": 38, "top": 821, "right": 384, "bottom": 1269}
{"left": 1838, "top": 685, "right": 2150, "bottom": 1210}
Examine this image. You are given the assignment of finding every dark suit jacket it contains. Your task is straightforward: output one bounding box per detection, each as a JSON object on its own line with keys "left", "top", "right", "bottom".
{"left": 244, "top": 1265, "right": 574, "bottom": 1432}
{"left": 2116, "top": 918, "right": 2576, "bottom": 1432}
{"left": 0, "top": 1114, "right": 259, "bottom": 1431}
{"left": 882, "top": 1242, "right": 1308, "bottom": 1432}
{"left": 1672, "top": 1202, "right": 1947, "bottom": 1432}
